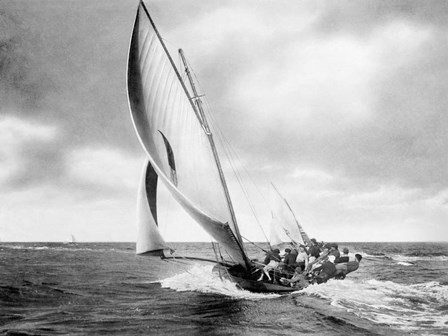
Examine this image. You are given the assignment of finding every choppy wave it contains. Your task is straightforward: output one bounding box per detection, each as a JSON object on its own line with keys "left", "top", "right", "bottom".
{"left": 158, "top": 263, "right": 448, "bottom": 332}
{"left": 1, "top": 244, "right": 51, "bottom": 250}
{"left": 0, "top": 243, "right": 134, "bottom": 254}
{"left": 1, "top": 241, "right": 447, "bottom": 336}
{"left": 302, "top": 278, "right": 448, "bottom": 332}
{"left": 391, "top": 254, "right": 448, "bottom": 262}
{"left": 159, "top": 264, "right": 281, "bottom": 300}
{"left": 361, "top": 251, "right": 448, "bottom": 263}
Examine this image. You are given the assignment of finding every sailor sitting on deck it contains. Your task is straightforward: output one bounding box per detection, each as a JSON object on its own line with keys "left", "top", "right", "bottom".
{"left": 306, "top": 242, "right": 339, "bottom": 273}
{"left": 280, "top": 247, "right": 298, "bottom": 273}
{"left": 280, "top": 266, "right": 310, "bottom": 289}
{"left": 306, "top": 243, "right": 330, "bottom": 273}
{"left": 334, "top": 253, "right": 362, "bottom": 280}
{"left": 257, "top": 248, "right": 281, "bottom": 282}
{"left": 327, "top": 243, "right": 340, "bottom": 259}
{"left": 295, "top": 245, "right": 309, "bottom": 272}
{"left": 307, "top": 238, "right": 321, "bottom": 264}
{"left": 334, "top": 247, "right": 350, "bottom": 264}
{"left": 310, "top": 255, "right": 337, "bottom": 284}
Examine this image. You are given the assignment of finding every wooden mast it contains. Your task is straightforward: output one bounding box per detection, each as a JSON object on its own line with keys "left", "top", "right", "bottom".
{"left": 178, "top": 49, "right": 245, "bottom": 249}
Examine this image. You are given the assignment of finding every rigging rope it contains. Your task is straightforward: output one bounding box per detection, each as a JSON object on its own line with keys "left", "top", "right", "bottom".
{"left": 184, "top": 60, "right": 271, "bottom": 244}
{"left": 240, "top": 235, "right": 269, "bottom": 253}
{"left": 207, "top": 105, "right": 271, "bottom": 244}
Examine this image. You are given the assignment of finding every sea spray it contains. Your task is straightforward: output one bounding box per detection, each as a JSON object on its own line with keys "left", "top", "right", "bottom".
{"left": 302, "top": 278, "right": 448, "bottom": 332}
{"left": 159, "top": 264, "right": 280, "bottom": 300}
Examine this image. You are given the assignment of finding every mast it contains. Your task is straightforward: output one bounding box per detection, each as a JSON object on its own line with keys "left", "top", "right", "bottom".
{"left": 179, "top": 49, "right": 244, "bottom": 247}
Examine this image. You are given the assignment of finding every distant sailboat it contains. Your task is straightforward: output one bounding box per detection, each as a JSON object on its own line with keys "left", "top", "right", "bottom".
{"left": 127, "top": 1, "right": 298, "bottom": 293}
{"left": 64, "top": 234, "right": 77, "bottom": 245}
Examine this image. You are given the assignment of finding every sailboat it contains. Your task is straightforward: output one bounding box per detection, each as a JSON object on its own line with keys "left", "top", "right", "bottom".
{"left": 127, "top": 1, "right": 299, "bottom": 293}
{"left": 64, "top": 234, "right": 77, "bottom": 245}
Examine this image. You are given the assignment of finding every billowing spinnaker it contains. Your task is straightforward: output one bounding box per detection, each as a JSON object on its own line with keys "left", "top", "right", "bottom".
{"left": 269, "top": 184, "right": 311, "bottom": 247}
{"left": 127, "top": 3, "right": 248, "bottom": 267}
{"left": 136, "top": 160, "right": 166, "bottom": 254}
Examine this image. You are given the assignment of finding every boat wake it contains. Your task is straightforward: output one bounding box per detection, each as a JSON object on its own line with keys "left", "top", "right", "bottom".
{"left": 302, "top": 278, "right": 448, "bottom": 332}
{"left": 391, "top": 254, "right": 448, "bottom": 262}
{"left": 158, "top": 264, "right": 281, "bottom": 300}
{"left": 363, "top": 252, "right": 448, "bottom": 263}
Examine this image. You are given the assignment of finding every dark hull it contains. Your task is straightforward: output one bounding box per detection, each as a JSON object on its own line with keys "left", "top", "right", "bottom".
{"left": 160, "top": 255, "right": 299, "bottom": 293}
{"left": 230, "top": 274, "right": 297, "bottom": 293}
{"left": 213, "top": 264, "right": 297, "bottom": 293}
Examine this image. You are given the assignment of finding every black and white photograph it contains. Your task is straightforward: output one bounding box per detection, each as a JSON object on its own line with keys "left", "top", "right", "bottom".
{"left": 1, "top": 0, "right": 447, "bottom": 335}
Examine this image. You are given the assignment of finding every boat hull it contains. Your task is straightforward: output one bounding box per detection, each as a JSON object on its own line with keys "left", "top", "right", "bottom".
{"left": 213, "top": 264, "right": 297, "bottom": 293}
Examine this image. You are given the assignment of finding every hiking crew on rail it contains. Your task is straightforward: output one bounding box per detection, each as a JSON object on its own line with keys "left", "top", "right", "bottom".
{"left": 256, "top": 238, "right": 362, "bottom": 287}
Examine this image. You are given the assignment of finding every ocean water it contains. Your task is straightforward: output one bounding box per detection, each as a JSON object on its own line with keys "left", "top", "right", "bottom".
{"left": 0, "top": 242, "right": 447, "bottom": 336}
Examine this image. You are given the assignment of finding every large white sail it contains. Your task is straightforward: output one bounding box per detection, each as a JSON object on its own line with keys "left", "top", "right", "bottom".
{"left": 127, "top": 2, "right": 248, "bottom": 267}
{"left": 269, "top": 184, "right": 311, "bottom": 247}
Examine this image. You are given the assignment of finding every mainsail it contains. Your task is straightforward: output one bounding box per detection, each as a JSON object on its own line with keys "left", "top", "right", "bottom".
{"left": 269, "top": 183, "right": 311, "bottom": 247}
{"left": 127, "top": 1, "right": 249, "bottom": 267}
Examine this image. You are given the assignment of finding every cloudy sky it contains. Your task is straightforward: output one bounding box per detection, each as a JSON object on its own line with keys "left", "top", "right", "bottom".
{"left": 1, "top": 0, "right": 447, "bottom": 243}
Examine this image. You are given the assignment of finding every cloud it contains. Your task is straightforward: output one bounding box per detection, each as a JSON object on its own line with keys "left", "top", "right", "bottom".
{"left": 205, "top": 11, "right": 447, "bottom": 196}
{"left": 314, "top": 0, "right": 448, "bottom": 35}
{"left": 0, "top": 114, "right": 142, "bottom": 200}
{"left": 1, "top": 0, "right": 447, "bottom": 242}
{"left": 68, "top": 146, "right": 142, "bottom": 194}
{"left": 0, "top": 183, "right": 138, "bottom": 242}
{"left": 0, "top": 7, "right": 53, "bottom": 109}
{"left": 0, "top": 137, "right": 143, "bottom": 242}
{"left": 0, "top": 116, "right": 61, "bottom": 189}
{"left": 0, "top": 1, "right": 142, "bottom": 189}
{"left": 152, "top": 1, "right": 448, "bottom": 242}
{"left": 0, "top": 0, "right": 137, "bottom": 139}
{"left": 6, "top": 0, "right": 444, "bottom": 195}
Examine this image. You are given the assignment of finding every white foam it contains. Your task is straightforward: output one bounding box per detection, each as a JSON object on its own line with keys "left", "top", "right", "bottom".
{"left": 360, "top": 252, "right": 448, "bottom": 263}
{"left": 391, "top": 254, "right": 448, "bottom": 262}
{"left": 159, "top": 264, "right": 281, "bottom": 300}
{"left": 3, "top": 244, "right": 123, "bottom": 254}
{"left": 302, "top": 279, "right": 448, "bottom": 332}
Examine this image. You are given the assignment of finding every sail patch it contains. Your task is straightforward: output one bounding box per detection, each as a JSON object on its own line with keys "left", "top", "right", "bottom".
{"left": 158, "top": 131, "right": 178, "bottom": 186}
